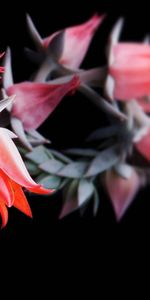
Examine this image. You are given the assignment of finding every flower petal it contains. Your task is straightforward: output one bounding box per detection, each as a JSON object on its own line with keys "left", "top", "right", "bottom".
{"left": 11, "top": 180, "right": 32, "bottom": 218}
{"left": 43, "top": 14, "right": 105, "bottom": 68}
{"left": 0, "top": 170, "right": 14, "bottom": 207}
{"left": 0, "top": 200, "right": 8, "bottom": 228}
{"left": 8, "top": 76, "right": 80, "bottom": 130}
{"left": 109, "top": 43, "right": 150, "bottom": 100}
{"left": 105, "top": 168, "right": 140, "bottom": 221}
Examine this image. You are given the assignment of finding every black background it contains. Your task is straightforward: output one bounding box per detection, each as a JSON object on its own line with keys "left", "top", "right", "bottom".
{"left": 0, "top": 0, "right": 150, "bottom": 249}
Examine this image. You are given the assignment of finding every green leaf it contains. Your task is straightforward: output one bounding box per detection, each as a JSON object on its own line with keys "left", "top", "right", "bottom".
{"left": 85, "top": 145, "right": 120, "bottom": 177}
{"left": 78, "top": 179, "right": 94, "bottom": 206}
{"left": 58, "top": 162, "right": 88, "bottom": 178}
{"left": 64, "top": 148, "right": 99, "bottom": 157}
{"left": 39, "top": 159, "right": 64, "bottom": 174}
{"left": 25, "top": 145, "right": 49, "bottom": 164}
{"left": 47, "top": 149, "right": 72, "bottom": 163}
{"left": 86, "top": 125, "right": 121, "bottom": 142}
{"left": 25, "top": 161, "right": 40, "bottom": 176}
{"left": 59, "top": 180, "right": 78, "bottom": 219}
{"left": 93, "top": 188, "right": 100, "bottom": 216}
{"left": 37, "top": 175, "right": 61, "bottom": 189}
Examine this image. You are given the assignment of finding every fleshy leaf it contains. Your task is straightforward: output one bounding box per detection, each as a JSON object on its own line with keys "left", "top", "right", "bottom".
{"left": 26, "top": 145, "right": 49, "bottom": 164}
{"left": 78, "top": 179, "right": 94, "bottom": 206}
{"left": 37, "top": 175, "right": 61, "bottom": 189}
{"left": 0, "top": 96, "right": 15, "bottom": 113}
{"left": 58, "top": 162, "right": 88, "bottom": 178}
{"left": 86, "top": 125, "right": 121, "bottom": 142}
{"left": 26, "top": 14, "right": 43, "bottom": 51}
{"left": 11, "top": 117, "right": 33, "bottom": 150}
{"left": 135, "top": 128, "right": 150, "bottom": 161}
{"left": 39, "top": 159, "right": 64, "bottom": 174}
{"left": 2, "top": 47, "right": 14, "bottom": 91}
{"left": 59, "top": 180, "right": 78, "bottom": 219}
{"left": 64, "top": 148, "right": 99, "bottom": 157}
{"left": 85, "top": 145, "right": 120, "bottom": 177}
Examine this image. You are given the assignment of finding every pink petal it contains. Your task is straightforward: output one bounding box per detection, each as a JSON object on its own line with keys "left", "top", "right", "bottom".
{"left": 109, "top": 43, "right": 150, "bottom": 100}
{"left": 0, "top": 170, "right": 14, "bottom": 207}
{"left": 43, "top": 14, "right": 104, "bottom": 68}
{"left": 0, "top": 200, "right": 8, "bottom": 229}
{"left": 0, "top": 128, "right": 52, "bottom": 194}
{"left": 8, "top": 76, "right": 80, "bottom": 130}
{"left": 105, "top": 169, "right": 140, "bottom": 221}
{"left": 135, "top": 128, "right": 150, "bottom": 161}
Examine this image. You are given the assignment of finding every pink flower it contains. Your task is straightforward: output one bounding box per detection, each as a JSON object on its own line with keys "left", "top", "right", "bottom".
{"left": 109, "top": 43, "right": 150, "bottom": 100}
{"left": 7, "top": 76, "right": 80, "bottom": 131}
{"left": 105, "top": 167, "right": 144, "bottom": 221}
{"left": 27, "top": 14, "right": 104, "bottom": 69}
{"left": 0, "top": 128, "right": 53, "bottom": 228}
{"left": 105, "top": 19, "right": 150, "bottom": 101}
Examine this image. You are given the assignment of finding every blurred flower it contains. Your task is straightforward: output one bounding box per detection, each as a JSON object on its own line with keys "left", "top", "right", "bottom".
{"left": 108, "top": 43, "right": 150, "bottom": 100}
{"left": 105, "top": 19, "right": 150, "bottom": 101}
{"left": 27, "top": 13, "right": 105, "bottom": 69}
{"left": 105, "top": 167, "right": 145, "bottom": 220}
{"left": 7, "top": 76, "right": 80, "bottom": 130}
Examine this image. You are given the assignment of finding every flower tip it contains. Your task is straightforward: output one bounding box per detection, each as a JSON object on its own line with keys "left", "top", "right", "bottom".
{"left": 29, "top": 184, "right": 55, "bottom": 195}
{"left": 89, "top": 12, "right": 105, "bottom": 31}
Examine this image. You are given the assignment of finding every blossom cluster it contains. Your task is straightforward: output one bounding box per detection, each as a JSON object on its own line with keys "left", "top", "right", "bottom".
{"left": 0, "top": 13, "right": 150, "bottom": 228}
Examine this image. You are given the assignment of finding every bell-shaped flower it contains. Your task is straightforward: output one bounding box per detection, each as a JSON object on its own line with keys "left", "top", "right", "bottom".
{"left": 105, "top": 166, "right": 145, "bottom": 221}
{"left": 26, "top": 14, "right": 104, "bottom": 69}
{"left": 105, "top": 19, "right": 150, "bottom": 101}
{"left": 0, "top": 127, "right": 53, "bottom": 228}
{"left": 7, "top": 76, "right": 80, "bottom": 131}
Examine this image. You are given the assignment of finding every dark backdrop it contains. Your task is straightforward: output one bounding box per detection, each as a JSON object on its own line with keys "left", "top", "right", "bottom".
{"left": 0, "top": 0, "right": 150, "bottom": 247}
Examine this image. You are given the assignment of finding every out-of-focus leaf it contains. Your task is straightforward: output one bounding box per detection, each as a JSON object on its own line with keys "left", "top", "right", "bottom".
{"left": 59, "top": 180, "right": 78, "bottom": 219}
{"left": 85, "top": 145, "right": 120, "bottom": 177}
{"left": 93, "top": 187, "right": 100, "bottom": 216}
{"left": 79, "top": 84, "right": 127, "bottom": 121}
{"left": 47, "top": 149, "right": 72, "bottom": 163}
{"left": 86, "top": 125, "right": 121, "bottom": 142}
{"left": 28, "top": 129, "right": 51, "bottom": 144}
{"left": 47, "top": 31, "right": 65, "bottom": 60}
{"left": 26, "top": 14, "right": 44, "bottom": 51}
{"left": 11, "top": 117, "right": 32, "bottom": 151}
{"left": 114, "top": 163, "right": 132, "bottom": 180}
{"left": 39, "top": 159, "right": 64, "bottom": 174}
{"left": 0, "top": 96, "right": 14, "bottom": 113}
{"left": 64, "top": 148, "right": 99, "bottom": 157}
{"left": 78, "top": 179, "right": 94, "bottom": 206}
{"left": 3, "top": 48, "right": 14, "bottom": 92}
{"left": 37, "top": 175, "right": 61, "bottom": 189}
{"left": 25, "top": 145, "right": 49, "bottom": 164}
{"left": 25, "top": 161, "right": 40, "bottom": 176}
{"left": 58, "top": 161, "right": 88, "bottom": 178}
